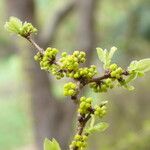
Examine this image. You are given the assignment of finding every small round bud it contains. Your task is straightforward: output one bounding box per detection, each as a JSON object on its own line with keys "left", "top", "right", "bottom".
{"left": 63, "top": 82, "right": 77, "bottom": 96}
{"left": 62, "top": 52, "right": 67, "bottom": 57}
{"left": 110, "top": 71, "right": 116, "bottom": 77}
{"left": 116, "top": 67, "right": 123, "bottom": 74}
{"left": 109, "top": 63, "right": 118, "bottom": 71}
{"left": 34, "top": 55, "right": 39, "bottom": 61}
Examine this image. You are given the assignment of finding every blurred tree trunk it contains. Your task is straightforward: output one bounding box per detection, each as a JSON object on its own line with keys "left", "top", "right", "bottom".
{"left": 76, "top": 0, "right": 98, "bottom": 66}
{"left": 75, "top": 0, "right": 98, "bottom": 102}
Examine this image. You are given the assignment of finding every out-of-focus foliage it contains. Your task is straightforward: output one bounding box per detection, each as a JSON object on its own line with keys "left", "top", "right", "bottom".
{"left": 0, "top": 57, "right": 33, "bottom": 149}
{"left": 108, "top": 120, "right": 150, "bottom": 150}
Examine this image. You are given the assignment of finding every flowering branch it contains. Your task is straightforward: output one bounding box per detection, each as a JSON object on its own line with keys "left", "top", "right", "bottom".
{"left": 4, "top": 17, "right": 150, "bottom": 150}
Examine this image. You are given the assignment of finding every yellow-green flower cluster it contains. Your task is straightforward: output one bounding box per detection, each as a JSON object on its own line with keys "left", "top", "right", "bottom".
{"left": 35, "top": 47, "right": 58, "bottom": 71}
{"left": 94, "top": 104, "right": 107, "bottom": 118}
{"left": 34, "top": 52, "right": 43, "bottom": 62}
{"left": 71, "top": 65, "right": 97, "bottom": 80}
{"left": 90, "top": 78, "right": 114, "bottom": 93}
{"left": 109, "top": 63, "right": 123, "bottom": 79}
{"left": 49, "top": 64, "right": 64, "bottom": 79}
{"left": 34, "top": 47, "right": 66, "bottom": 79}
{"left": 70, "top": 134, "right": 88, "bottom": 150}
{"left": 78, "top": 97, "right": 92, "bottom": 115}
{"left": 73, "top": 51, "right": 86, "bottom": 63}
{"left": 60, "top": 51, "right": 86, "bottom": 71}
{"left": 20, "top": 22, "right": 37, "bottom": 37}
{"left": 34, "top": 49, "right": 98, "bottom": 81}
{"left": 64, "top": 82, "right": 77, "bottom": 96}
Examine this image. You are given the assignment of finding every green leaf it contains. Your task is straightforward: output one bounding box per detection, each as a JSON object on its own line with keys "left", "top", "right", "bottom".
{"left": 44, "top": 138, "right": 61, "bottom": 150}
{"left": 104, "top": 49, "right": 110, "bottom": 68}
{"left": 4, "top": 17, "right": 22, "bottom": 34}
{"left": 128, "top": 58, "right": 150, "bottom": 73}
{"left": 44, "top": 139, "right": 52, "bottom": 150}
{"left": 96, "top": 48, "right": 105, "bottom": 63}
{"left": 90, "top": 115, "right": 95, "bottom": 128}
{"left": 136, "top": 58, "right": 150, "bottom": 73}
{"left": 123, "top": 84, "right": 135, "bottom": 91}
{"left": 86, "top": 122, "right": 109, "bottom": 134}
{"left": 137, "top": 72, "right": 144, "bottom": 77}
{"left": 128, "top": 60, "right": 138, "bottom": 71}
{"left": 96, "top": 47, "right": 117, "bottom": 69}
{"left": 108, "top": 46, "right": 117, "bottom": 62}
{"left": 126, "top": 58, "right": 150, "bottom": 85}
{"left": 126, "top": 72, "right": 138, "bottom": 83}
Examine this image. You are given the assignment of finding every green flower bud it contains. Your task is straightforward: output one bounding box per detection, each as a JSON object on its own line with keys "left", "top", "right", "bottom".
{"left": 63, "top": 82, "right": 77, "bottom": 96}
{"left": 110, "top": 71, "right": 116, "bottom": 77}
{"left": 94, "top": 104, "right": 107, "bottom": 118}
{"left": 68, "top": 90, "right": 74, "bottom": 95}
{"left": 73, "top": 51, "right": 80, "bottom": 56}
{"left": 109, "top": 63, "right": 117, "bottom": 71}
{"left": 75, "top": 135, "right": 81, "bottom": 140}
{"left": 116, "top": 67, "right": 123, "bottom": 74}
{"left": 80, "top": 97, "right": 86, "bottom": 101}
{"left": 78, "top": 97, "right": 93, "bottom": 115}
{"left": 115, "top": 74, "right": 121, "bottom": 79}
{"left": 86, "top": 98, "right": 92, "bottom": 103}
{"left": 34, "top": 55, "right": 39, "bottom": 61}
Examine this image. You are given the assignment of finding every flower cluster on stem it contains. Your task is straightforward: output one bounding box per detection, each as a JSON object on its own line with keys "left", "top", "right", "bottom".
{"left": 5, "top": 17, "right": 150, "bottom": 150}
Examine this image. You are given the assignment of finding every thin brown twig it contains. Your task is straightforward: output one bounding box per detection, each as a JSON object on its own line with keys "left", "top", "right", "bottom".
{"left": 26, "top": 36, "right": 45, "bottom": 54}
{"left": 89, "top": 73, "right": 111, "bottom": 83}
{"left": 73, "top": 109, "right": 94, "bottom": 150}
{"left": 88, "top": 71, "right": 129, "bottom": 84}
{"left": 77, "top": 110, "right": 94, "bottom": 135}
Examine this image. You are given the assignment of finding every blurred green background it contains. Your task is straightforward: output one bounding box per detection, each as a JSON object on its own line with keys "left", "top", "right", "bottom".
{"left": 0, "top": 0, "right": 150, "bottom": 150}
